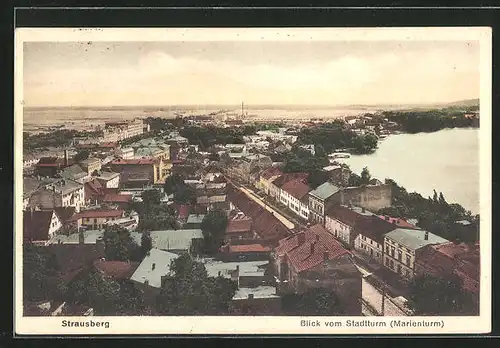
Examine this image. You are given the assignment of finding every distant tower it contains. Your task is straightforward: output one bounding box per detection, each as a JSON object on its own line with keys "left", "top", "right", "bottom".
{"left": 241, "top": 101, "right": 244, "bottom": 119}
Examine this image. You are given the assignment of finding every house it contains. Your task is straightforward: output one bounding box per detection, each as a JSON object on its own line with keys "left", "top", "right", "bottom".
{"left": 95, "top": 171, "right": 121, "bottom": 188}
{"left": 102, "top": 193, "right": 133, "bottom": 210}
{"left": 220, "top": 243, "right": 271, "bottom": 262}
{"left": 204, "top": 259, "right": 271, "bottom": 288}
{"left": 78, "top": 157, "right": 102, "bottom": 176}
{"left": 29, "top": 179, "right": 85, "bottom": 213}
{"left": 49, "top": 229, "right": 105, "bottom": 245}
{"left": 176, "top": 204, "right": 191, "bottom": 222}
{"left": 227, "top": 183, "right": 292, "bottom": 247}
{"left": 23, "top": 176, "right": 60, "bottom": 210}
{"left": 129, "top": 248, "right": 179, "bottom": 311}
{"left": 325, "top": 205, "right": 375, "bottom": 248}
{"left": 115, "top": 147, "right": 134, "bottom": 159}
{"left": 185, "top": 214, "right": 205, "bottom": 229}
{"left": 256, "top": 167, "right": 283, "bottom": 195}
{"left": 23, "top": 153, "right": 40, "bottom": 168}
{"left": 109, "top": 158, "right": 168, "bottom": 187}
{"left": 308, "top": 182, "right": 341, "bottom": 225}
{"left": 68, "top": 209, "right": 125, "bottom": 230}
{"left": 383, "top": 228, "right": 450, "bottom": 280}
{"left": 35, "top": 156, "right": 71, "bottom": 177}
{"left": 58, "top": 164, "right": 89, "bottom": 184}
{"left": 23, "top": 209, "right": 62, "bottom": 244}
{"left": 273, "top": 224, "right": 362, "bottom": 315}
{"left": 279, "top": 177, "right": 311, "bottom": 220}
{"left": 225, "top": 215, "right": 255, "bottom": 242}
{"left": 353, "top": 215, "right": 398, "bottom": 264}
{"left": 44, "top": 243, "right": 106, "bottom": 284}
{"left": 149, "top": 229, "right": 204, "bottom": 254}
{"left": 84, "top": 178, "right": 107, "bottom": 206}
{"left": 415, "top": 242, "right": 479, "bottom": 310}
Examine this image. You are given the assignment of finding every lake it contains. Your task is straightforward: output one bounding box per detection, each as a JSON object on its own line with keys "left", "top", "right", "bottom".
{"left": 343, "top": 128, "right": 479, "bottom": 214}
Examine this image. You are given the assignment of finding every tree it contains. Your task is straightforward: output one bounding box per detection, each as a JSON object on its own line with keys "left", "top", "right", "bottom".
{"left": 174, "top": 185, "right": 197, "bottom": 205}
{"left": 140, "top": 231, "right": 153, "bottom": 257}
{"left": 314, "top": 144, "right": 327, "bottom": 158}
{"left": 201, "top": 210, "right": 228, "bottom": 254}
{"left": 66, "top": 267, "right": 121, "bottom": 315}
{"left": 406, "top": 273, "right": 471, "bottom": 315}
{"left": 156, "top": 254, "right": 238, "bottom": 315}
{"left": 138, "top": 204, "right": 179, "bottom": 232}
{"left": 102, "top": 225, "right": 140, "bottom": 261}
{"left": 141, "top": 189, "right": 161, "bottom": 208}
{"left": 23, "top": 244, "right": 67, "bottom": 303}
{"left": 163, "top": 173, "right": 184, "bottom": 195}
{"left": 282, "top": 288, "right": 345, "bottom": 315}
{"left": 307, "top": 170, "right": 330, "bottom": 189}
{"left": 348, "top": 173, "right": 362, "bottom": 187}
{"left": 74, "top": 150, "right": 90, "bottom": 163}
{"left": 360, "top": 167, "right": 371, "bottom": 185}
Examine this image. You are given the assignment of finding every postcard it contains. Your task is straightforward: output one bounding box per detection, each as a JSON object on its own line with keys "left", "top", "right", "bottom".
{"left": 14, "top": 27, "right": 491, "bottom": 335}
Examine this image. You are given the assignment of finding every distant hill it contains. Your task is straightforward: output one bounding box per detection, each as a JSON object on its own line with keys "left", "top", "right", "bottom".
{"left": 444, "top": 98, "right": 479, "bottom": 107}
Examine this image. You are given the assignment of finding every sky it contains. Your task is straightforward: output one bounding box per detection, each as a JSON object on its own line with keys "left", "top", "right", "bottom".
{"left": 23, "top": 40, "right": 480, "bottom": 107}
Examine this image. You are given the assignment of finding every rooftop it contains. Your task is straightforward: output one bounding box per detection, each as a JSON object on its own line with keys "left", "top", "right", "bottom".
{"left": 129, "top": 248, "right": 179, "bottom": 288}
{"left": 102, "top": 193, "right": 133, "bottom": 203}
{"left": 203, "top": 259, "right": 269, "bottom": 278}
{"left": 24, "top": 210, "right": 58, "bottom": 241}
{"left": 275, "top": 224, "right": 351, "bottom": 273}
{"left": 186, "top": 214, "right": 206, "bottom": 225}
{"left": 59, "top": 164, "right": 87, "bottom": 181}
{"left": 69, "top": 209, "right": 124, "bottom": 221}
{"left": 232, "top": 286, "right": 279, "bottom": 300}
{"left": 94, "top": 260, "right": 140, "bottom": 280}
{"left": 96, "top": 171, "right": 120, "bottom": 181}
{"left": 280, "top": 178, "right": 311, "bottom": 200}
{"left": 228, "top": 244, "right": 271, "bottom": 253}
{"left": 111, "top": 158, "right": 156, "bottom": 165}
{"left": 385, "top": 228, "right": 450, "bottom": 250}
{"left": 309, "top": 182, "right": 340, "bottom": 200}
{"left": 49, "top": 229, "right": 104, "bottom": 244}
{"left": 149, "top": 229, "right": 204, "bottom": 251}
{"left": 226, "top": 218, "right": 253, "bottom": 234}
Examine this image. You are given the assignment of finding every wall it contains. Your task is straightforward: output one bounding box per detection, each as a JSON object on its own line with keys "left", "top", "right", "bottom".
{"left": 48, "top": 211, "right": 63, "bottom": 238}
{"left": 340, "top": 184, "right": 392, "bottom": 212}
{"left": 383, "top": 237, "right": 415, "bottom": 279}
{"left": 29, "top": 189, "right": 63, "bottom": 210}
{"left": 111, "top": 164, "right": 154, "bottom": 186}
{"left": 324, "top": 215, "right": 355, "bottom": 247}
{"left": 354, "top": 234, "right": 383, "bottom": 264}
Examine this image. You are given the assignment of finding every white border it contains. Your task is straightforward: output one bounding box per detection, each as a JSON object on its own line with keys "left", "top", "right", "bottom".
{"left": 14, "top": 27, "right": 492, "bottom": 335}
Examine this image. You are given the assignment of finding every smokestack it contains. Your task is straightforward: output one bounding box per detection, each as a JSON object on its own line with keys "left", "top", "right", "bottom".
{"left": 64, "top": 150, "right": 69, "bottom": 167}
{"left": 424, "top": 231, "right": 429, "bottom": 241}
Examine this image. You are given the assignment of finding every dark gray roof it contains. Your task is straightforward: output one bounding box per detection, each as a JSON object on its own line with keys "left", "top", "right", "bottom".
{"left": 385, "top": 228, "right": 450, "bottom": 250}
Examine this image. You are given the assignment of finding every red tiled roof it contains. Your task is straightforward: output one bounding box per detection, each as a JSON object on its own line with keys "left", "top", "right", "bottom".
{"left": 23, "top": 210, "right": 58, "bottom": 241}
{"left": 93, "top": 260, "right": 140, "bottom": 280}
{"left": 111, "top": 159, "right": 156, "bottom": 165}
{"left": 416, "top": 245, "right": 455, "bottom": 278}
{"left": 226, "top": 218, "right": 253, "bottom": 234}
{"left": 377, "top": 215, "right": 420, "bottom": 229}
{"left": 228, "top": 244, "right": 271, "bottom": 253}
{"left": 275, "top": 224, "right": 350, "bottom": 273}
{"left": 281, "top": 178, "right": 311, "bottom": 200}
{"left": 102, "top": 193, "right": 133, "bottom": 203}
{"left": 69, "top": 209, "right": 124, "bottom": 221}
{"left": 227, "top": 183, "right": 292, "bottom": 245}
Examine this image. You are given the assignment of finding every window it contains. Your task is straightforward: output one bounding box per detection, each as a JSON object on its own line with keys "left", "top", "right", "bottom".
{"left": 390, "top": 248, "right": 395, "bottom": 257}
{"left": 406, "top": 255, "right": 411, "bottom": 265}
{"left": 385, "top": 245, "right": 389, "bottom": 253}
{"left": 385, "top": 258, "right": 389, "bottom": 266}
{"left": 397, "top": 264, "right": 402, "bottom": 274}
{"left": 94, "top": 218, "right": 97, "bottom": 224}
{"left": 398, "top": 251, "right": 402, "bottom": 261}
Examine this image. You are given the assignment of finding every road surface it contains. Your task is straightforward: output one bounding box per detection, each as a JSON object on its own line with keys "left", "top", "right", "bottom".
{"left": 355, "top": 264, "right": 410, "bottom": 317}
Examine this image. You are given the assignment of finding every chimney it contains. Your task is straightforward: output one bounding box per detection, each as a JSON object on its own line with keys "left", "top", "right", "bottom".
{"left": 236, "top": 265, "right": 240, "bottom": 274}
{"left": 64, "top": 150, "right": 69, "bottom": 166}
{"left": 152, "top": 263, "right": 156, "bottom": 270}
{"left": 298, "top": 233, "right": 306, "bottom": 245}
{"left": 310, "top": 242, "right": 316, "bottom": 254}
{"left": 315, "top": 234, "right": 320, "bottom": 242}
{"left": 248, "top": 294, "right": 254, "bottom": 300}
{"left": 424, "top": 231, "right": 429, "bottom": 241}
{"left": 361, "top": 207, "right": 366, "bottom": 213}
{"left": 323, "top": 251, "right": 329, "bottom": 262}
